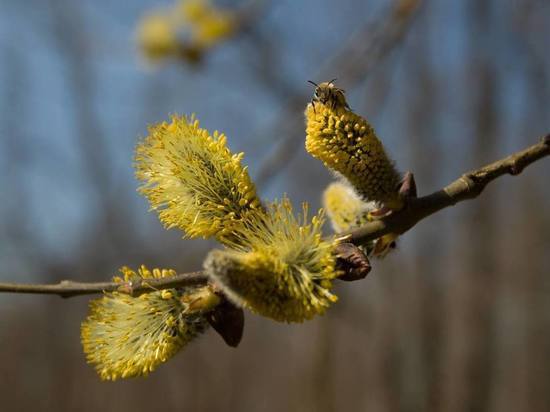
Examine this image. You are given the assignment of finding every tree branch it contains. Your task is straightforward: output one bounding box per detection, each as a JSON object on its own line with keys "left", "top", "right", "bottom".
{"left": 345, "top": 134, "right": 550, "bottom": 245}
{"left": 0, "top": 272, "right": 207, "bottom": 298}
{"left": 0, "top": 135, "right": 548, "bottom": 298}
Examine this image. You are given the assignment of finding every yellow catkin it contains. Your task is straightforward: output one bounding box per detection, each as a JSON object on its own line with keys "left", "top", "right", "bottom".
{"left": 136, "top": 12, "right": 180, "bottom": 63}
{"left": 323, "top": 182, "right": 374, "bottom": 233}
{"left": 81, "top": 266, "right": 218, "bottom": 381}
{"left": 204, "top": 198, "right": 340, "bottom": 323}
{"left": 323, "top": 182, "right": 399, "bottom": 257}
{"left": 178, "top": 0, "right": 236, "bottom": 48}
{"left": 134, "top": 115, "right": 263, "bottom": 243}
{"left": 305, "top": 103, "right": 403, "bottom": 210}
{"left": 136, "top": 1, "right": 237, "bottom": 66}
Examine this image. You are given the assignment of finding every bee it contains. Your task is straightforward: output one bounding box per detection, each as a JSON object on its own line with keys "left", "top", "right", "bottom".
{"left": 308, "top": 79, "right": 351, "bottom": 111}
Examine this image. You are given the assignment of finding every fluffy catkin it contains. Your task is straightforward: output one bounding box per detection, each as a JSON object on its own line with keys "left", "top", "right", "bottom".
{"left": 323, "top": 182, "right": 399, "bottom": 257}
{"left": 204, "top": 198, "right": 340, "bottom": 323}
{"left": 323, "top": 182, "right": 375, "bottom": 233}
{"left": 135, "top": 115, "right": 263, "bottom": 243}
{"left": 81, "top": 266, "right": 218, "bottom": 380}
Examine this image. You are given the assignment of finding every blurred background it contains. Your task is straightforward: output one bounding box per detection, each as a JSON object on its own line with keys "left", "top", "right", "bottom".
{"left": 0, "top": 0, "right": 549, "bottom": 410}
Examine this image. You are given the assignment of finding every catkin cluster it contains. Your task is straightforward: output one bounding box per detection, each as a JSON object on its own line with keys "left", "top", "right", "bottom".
{"left": 82, "top": 114, "right": 342, "bottom": 380}
{"left": 134, "top": 115, "right": 340, "bottom": 322}
{"left": 81, "top": 80, "right": 408, "bottom": 380}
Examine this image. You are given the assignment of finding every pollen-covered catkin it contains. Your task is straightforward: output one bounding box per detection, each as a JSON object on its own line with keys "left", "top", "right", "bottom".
{"left": 81, "top": 266, "right": 219, "bottom": 381}
{"left": 204, "top": 198, "right": 340, "bottom": 323}
{"left": 323, "top": 182, "right": 400, "bottom": 257}
{"left": 305, "top": 102, "right": 403, "bottom": 210}
{"left": 135, "top": 115, "right": 263, "bottom": 243}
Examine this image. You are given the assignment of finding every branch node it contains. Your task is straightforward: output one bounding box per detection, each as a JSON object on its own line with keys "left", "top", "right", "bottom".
{"left": 117, "top": 280, "right": 137, "bottom": 295}
{"left": 509, "top": 162, "right": 524, "bottom": 176}
{"left": 459, "top": 174, "right": 482, "bottom": 196}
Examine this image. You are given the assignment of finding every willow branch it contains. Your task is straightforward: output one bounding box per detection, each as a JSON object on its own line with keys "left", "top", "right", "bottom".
{"left": 0, "top": 272, "right": 208, "bottom": 298}
{"left": 0, "top": 135, "right": 548, "bottom": 298}
{"left": 345, "top": 134, "right": 550, "bottom": 245}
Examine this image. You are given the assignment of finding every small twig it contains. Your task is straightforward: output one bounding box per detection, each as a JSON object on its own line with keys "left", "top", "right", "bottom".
{"left": 0, "top": 135, "right": 548, "bottom": 298}
{"left": 0, "top": 272, "right": 208, "bottom": 298}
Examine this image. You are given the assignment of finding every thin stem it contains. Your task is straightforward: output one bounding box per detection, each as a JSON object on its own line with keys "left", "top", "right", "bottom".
{"left": 0, "top": 272, "right": 208, "bottom": 298}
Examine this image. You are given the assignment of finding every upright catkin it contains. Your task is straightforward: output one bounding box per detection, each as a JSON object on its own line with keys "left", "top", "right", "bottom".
{"left": 305, "top": 100, "right": 402, "bottom": 210}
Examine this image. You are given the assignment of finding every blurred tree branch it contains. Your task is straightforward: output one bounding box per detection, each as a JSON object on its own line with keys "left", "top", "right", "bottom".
{"left": 1, "top": 134, "right": 547, "bottom": 298}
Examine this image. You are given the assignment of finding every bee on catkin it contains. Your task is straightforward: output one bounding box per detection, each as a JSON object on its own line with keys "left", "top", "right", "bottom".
{"left": 306, "top": 80, "right": 404, "bottom": 257}
{"left": 308, "top": 79, "right": 350, "bottom": 111}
